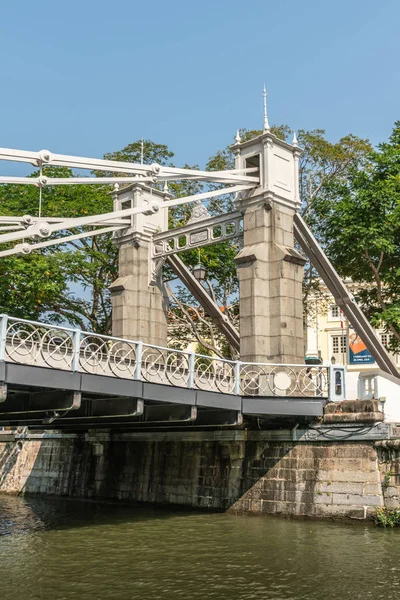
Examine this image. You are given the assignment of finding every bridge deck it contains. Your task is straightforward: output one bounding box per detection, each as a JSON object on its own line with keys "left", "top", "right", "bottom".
{"left": 0, "top": 315, "right": 344, "bottom": 428}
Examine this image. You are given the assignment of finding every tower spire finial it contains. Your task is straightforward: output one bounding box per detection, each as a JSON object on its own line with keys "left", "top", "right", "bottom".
{"left": 235, "top": 129, "right": 241, "bottom": 144}
{"left": 263, "top": 84, "right": 270, "bottom": 132}
{"left": 140, "top": 139, "right": 144, "bottom": 165}
{"left": 292, "top": 131, "right": 298, "bottom": 146}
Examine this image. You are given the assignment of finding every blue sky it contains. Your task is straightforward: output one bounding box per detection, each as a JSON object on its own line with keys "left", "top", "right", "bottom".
{"left": 0, "top": 0, "right": 399, "bottom": 174}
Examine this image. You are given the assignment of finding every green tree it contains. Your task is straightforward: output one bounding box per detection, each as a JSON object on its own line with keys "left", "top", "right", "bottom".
{"left": 0, "top": 166, "right": 115, "bottom": 330}
{"left": 297, "top": 129, "right": 372, "bottom": 325}
{"left": 0, "top": 142, "right": 177, "bottom": 332}
{"left": 311, "top": 122, "right": 400, "bottom": 351}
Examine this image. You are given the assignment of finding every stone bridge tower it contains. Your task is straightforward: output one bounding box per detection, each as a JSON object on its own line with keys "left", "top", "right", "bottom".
{"left": 233, "top": 126, "right": 305, "bottom": 364}
{"left": 109, "top": 182, "right": 169, "bottom": 347}
{"left": 109, "top": 118, "right": 305, "bottom": 365}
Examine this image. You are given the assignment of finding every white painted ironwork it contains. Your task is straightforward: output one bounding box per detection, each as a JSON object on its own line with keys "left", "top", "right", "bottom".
{"left": 187, "top": 200, "right": 211, "bottom": 224}
{"left": 0, "top": 184, "right": 251, "bottom": 258}
{"left": 153, "top": 211, "right": 243, "bottom": 258}
{"left": 0, "top": 147, "right": 259, "bottom": 185}
{"left": 0, "top": 314, "right": 338, "bottom": 400}
{"left": 240, "top": 362, "right": 328, "bottom": 397}
{"left": 0, "top": 143, "right": 258, "bottom": 260}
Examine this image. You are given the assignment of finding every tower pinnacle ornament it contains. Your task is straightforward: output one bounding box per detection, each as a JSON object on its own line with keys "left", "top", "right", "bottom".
{"left": 187, "top": 199, "right": 211, "bottom": 224}
{"left": 292, "top": 131, "right": 298, "bottom": 146}
{"left": 263, "top": 85, "right": 270, "bottom": 132}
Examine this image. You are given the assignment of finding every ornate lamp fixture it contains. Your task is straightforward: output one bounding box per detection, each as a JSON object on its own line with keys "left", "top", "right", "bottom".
{"left": 193, "top": 262, "right": 206, "bottom": 281}
{"left": 193, "top": 249, "right": 206, "bottom": 281}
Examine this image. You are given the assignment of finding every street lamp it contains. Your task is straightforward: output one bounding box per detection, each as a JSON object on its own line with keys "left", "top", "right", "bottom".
{"left": 193, "top": 262, "right": 206, "bottom": 282}
{"left": 193, "top": 249, "right": 206, "bottom": 282}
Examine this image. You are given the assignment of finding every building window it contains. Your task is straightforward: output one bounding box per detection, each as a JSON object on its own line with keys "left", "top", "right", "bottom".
{"left": 332, "top": 335, "right": 346, "bottom": 355}
{"left": 330, "top": 305, "right": 339, "bottom": 319}
{"left": 380, "top": 333, "right": 392, "bottom": 347}
{"left": 380, "top": 333, "right": 400, "bottom": 363}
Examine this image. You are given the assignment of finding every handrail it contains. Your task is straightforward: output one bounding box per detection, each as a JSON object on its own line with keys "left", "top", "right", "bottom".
{"left": 0, "top": 314, "right": 344, "bottom": 400}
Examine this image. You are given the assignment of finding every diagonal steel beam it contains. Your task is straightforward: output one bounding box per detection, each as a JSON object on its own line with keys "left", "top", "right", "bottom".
{"left": 0, "top": 225, "right": 126, "bottom": 258}
{"left": 294, "top": 213, "right": 399, "bottom": 379}
{"left": 167, "top": 253, "right": 240, "bottom": 351}
{"left": 0, "top": 184, "right": 251, "bottom": 247}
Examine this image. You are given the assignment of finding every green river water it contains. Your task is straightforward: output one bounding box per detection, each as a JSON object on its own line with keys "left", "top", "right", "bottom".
{"left": 0, "top": 495, "right": 399, "bottom": 600}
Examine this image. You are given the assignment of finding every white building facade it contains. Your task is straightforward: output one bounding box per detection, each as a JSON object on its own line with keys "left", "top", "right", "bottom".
{"left": 305, "top": 283, "right": 400, "bottom": 402}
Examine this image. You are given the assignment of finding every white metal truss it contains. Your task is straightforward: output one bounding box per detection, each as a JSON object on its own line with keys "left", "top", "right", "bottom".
{"left": 0, "top": 147, "right": 259, "bottom": 185}
{"left": 0, "top": 179, "right": 253, "bottom": 257}
{"left": 153, "top": 211, "right": 243, "bottom": 259}
{"left": 0, "top": 145, "right": 257, "bottom": 258}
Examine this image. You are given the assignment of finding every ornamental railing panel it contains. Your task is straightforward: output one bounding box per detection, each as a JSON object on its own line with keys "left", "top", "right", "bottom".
{"left": 0, "top": 315, "right": 340, "bottom": 400}
{"left": 239, "top": 363, "right": 328, "bottom": 397}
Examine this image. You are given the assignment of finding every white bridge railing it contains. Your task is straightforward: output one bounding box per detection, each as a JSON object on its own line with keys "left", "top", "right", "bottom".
{"left": 0, "top": 315, "right": 344, "bottom": 400}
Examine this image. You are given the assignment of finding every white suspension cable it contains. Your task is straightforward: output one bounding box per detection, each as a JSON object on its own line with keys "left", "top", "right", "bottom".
{"left": 0, "top": 147, "right": 259, "bottom": 185}
{"left": 38, "top": 162, "right": 43, "bottom": 218}
{"left": 0, "top": 184, "right": 252, "bottom": 248}
{"left": 0, "top": 225, "right": 125, "bottom": 258}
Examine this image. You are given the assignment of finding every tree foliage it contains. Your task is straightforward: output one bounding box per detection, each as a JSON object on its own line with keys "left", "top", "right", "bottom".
{"left": 0, "top": 166, "right": 114, "bottom": 330}
{"left": 310, "top": 122, "right": 400, "bottom": 351}
{"left": 0, "top": 144, "right": 174, "bottom": 332}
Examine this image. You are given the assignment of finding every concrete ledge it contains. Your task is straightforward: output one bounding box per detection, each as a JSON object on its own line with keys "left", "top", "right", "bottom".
{"left": 196, "top": 390, "right": 240, "bottom": 411}
{"left": 324, "top": 400, "right": 383, "bottom": 423}
{"left": 324, "top": 412, "right": 384, "bottom": 423}
{"left": 325, "top": 400, "right": 381, "bottom": 414}
{"left": 142, "top": 382, "right": 196, "bottom": 405}
{"left": 0, "top": 432, "right": 15, "bottom": 441}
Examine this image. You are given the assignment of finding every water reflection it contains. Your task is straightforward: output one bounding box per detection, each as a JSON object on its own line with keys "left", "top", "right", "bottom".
{"left": 0, "top": 495, "right": 399, "bottom": 600}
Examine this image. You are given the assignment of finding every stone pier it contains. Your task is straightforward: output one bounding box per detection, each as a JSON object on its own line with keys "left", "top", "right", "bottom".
{"left": 234, "top": 131, "right": 305, "bottom": 364}
{"left": 109, "top": 182, "right": 169, "bottom": 346}
{"left": 0, "top": 429, "right": 396, "bottom": 520}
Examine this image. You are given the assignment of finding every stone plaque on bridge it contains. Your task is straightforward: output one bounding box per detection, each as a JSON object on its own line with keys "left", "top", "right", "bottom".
{"left": 190, "top": 230, "right": 208, "bottom": 245}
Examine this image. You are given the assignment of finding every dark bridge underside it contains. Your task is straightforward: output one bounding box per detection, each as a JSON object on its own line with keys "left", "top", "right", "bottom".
{"left": 0, "top": 362, "right": 324, "bottom": 431}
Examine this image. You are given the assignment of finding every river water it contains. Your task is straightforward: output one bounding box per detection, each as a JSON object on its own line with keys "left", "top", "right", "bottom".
{"left": 0, "top": 495, "right": 399, "bottom": 600}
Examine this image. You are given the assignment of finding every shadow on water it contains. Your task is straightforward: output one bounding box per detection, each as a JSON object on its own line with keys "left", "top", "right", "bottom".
{"left": 3, "top": 435, "right": 400, "bottom": 600}
{"left": 1, "top": 429, "right": 304, "bottom": 515}
{"left": 0, "top": 494, "right": 206, "bottom": 536}
{"left": 1, "top": 494, "right": 400, "bottom": 600}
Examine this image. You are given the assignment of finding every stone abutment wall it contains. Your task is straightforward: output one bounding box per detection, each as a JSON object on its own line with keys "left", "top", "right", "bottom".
{"left": 0, "top": 432, "right": 390, "bottom": 520}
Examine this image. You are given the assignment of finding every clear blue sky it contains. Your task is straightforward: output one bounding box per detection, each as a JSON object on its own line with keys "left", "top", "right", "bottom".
{"left": 1, "top": 0, "right": 399, "bottom": 174}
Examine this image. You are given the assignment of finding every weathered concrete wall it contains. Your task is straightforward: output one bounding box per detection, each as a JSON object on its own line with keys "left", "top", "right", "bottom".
{"left": 375, "top": 440, "right": 400, "bottom": 509}
{"left": 0, "top": 432, "right": 389, "bottom": 520}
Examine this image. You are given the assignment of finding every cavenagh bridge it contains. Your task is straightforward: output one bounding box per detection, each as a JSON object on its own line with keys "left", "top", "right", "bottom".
{"left": 0, "top": 97, "right": 399, "bottom": 520}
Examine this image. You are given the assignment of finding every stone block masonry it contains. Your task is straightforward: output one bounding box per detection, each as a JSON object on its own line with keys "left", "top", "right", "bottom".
{"left": 0, "top": 431, "right": 393, "bottom": 520}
